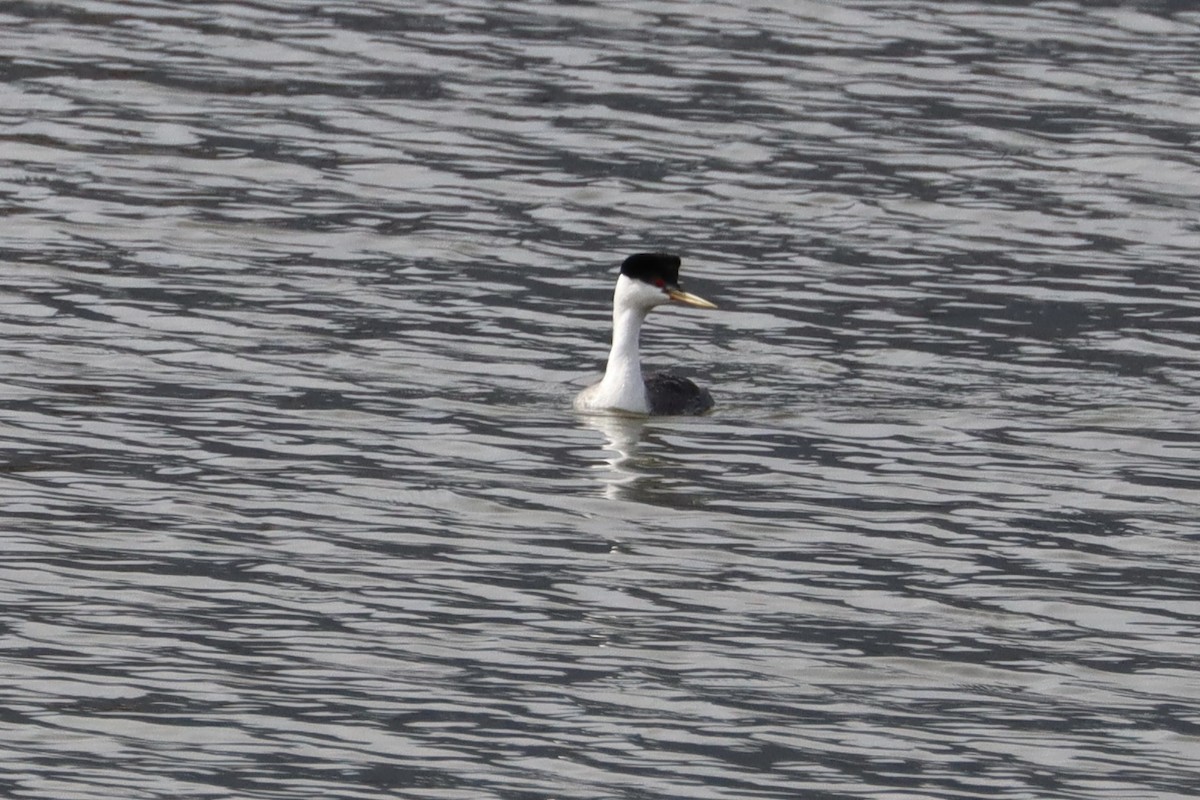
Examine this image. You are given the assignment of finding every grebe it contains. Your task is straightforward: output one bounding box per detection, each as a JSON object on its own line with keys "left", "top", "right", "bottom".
{"left": 574, "top": 253, "right": 717, "bottom": 416}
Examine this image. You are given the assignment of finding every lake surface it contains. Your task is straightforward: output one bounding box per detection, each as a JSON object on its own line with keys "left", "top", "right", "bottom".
{"left": 2, "top": 1, "right": 1199, "bottom": 798}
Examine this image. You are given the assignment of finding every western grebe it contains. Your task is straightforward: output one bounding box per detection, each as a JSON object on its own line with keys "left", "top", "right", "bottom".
{"left": 574, "top": 252, "right": 717, "bottom": 416}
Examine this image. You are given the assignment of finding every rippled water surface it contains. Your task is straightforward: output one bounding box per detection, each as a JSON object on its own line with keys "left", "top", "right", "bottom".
{"left": 3, "top": 1, "right": 1200, "bottom": 798}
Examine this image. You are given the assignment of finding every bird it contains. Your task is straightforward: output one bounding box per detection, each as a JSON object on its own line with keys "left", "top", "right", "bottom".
{"left": 574, "top": 252, "right": 717, "bottom": 416}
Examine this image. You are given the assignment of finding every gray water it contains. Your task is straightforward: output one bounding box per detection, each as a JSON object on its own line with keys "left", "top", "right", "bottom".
{"left": 2, "top": 2, "right": 1199, "bottom": 798}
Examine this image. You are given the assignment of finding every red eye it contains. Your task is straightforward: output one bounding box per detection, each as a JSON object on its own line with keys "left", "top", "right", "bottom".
{"left": 654, "top": 279, "right": 665, "bottom": 288}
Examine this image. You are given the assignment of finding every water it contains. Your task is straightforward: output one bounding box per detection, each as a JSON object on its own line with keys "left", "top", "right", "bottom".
{"left": 2, "top": 1, "right": 1199, "bottom": 798}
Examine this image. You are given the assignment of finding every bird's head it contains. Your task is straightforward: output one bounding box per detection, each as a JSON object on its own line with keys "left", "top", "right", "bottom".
{"left": 616, "top": 252, "right": 717, "bottom": 313}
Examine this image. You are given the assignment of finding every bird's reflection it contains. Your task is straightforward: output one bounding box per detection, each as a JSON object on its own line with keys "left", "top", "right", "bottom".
{"left": 580, "top": 412, "right": 646, "bottom": 500}
{"left": 577, "top": 413, "right": 708, "bottom": 509}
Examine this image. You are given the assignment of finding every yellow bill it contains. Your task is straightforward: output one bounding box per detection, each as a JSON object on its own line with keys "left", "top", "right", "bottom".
{"left": 667, "top": 288, "right": 717, "bottom": 309}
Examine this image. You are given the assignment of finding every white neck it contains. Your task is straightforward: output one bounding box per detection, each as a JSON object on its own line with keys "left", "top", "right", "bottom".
{"left": 576, "top": 275, "right": 661, "bottom": 414}
{"left": 595, "top": 301, "right": 649, "bottom": 412}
